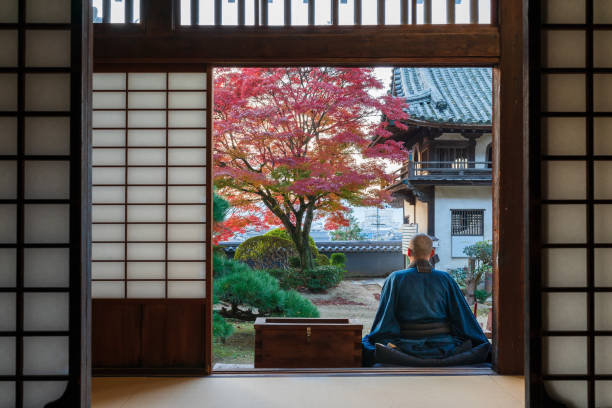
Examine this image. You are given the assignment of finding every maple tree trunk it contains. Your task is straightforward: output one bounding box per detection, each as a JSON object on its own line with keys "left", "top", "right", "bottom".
{"left": 282, "top": 203, "right": 315, "bottom": 270}
{"left": 287, "top": 218, "right": 314, "bottom": 270}
{"left": 297, "top": 242, "right": 314, "bottom": 270}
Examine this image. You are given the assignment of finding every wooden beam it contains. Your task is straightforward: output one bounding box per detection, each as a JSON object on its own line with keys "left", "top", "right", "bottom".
{"left": 424, "top": 0, "right": 431, "bottom": 24}
{"left": 332, "top": 0, "right": 339, "bottom": 25}
{"left": 125, "top": 0, "right": 134, "bottom": 23}
{"left": 400, "top": 0, "right": 408, "bottom": 25}
{"left": 285, "top": 0, "right": 291, "bottom": 26}
{"left": 94, "top": 25, "right": 500, "bottom": 65}
{"left": 191, "top": 0, "right": 199, "bottom": 25}
{"left": 470, "top": 0, "right": 478, "bottom": 24}
{"left": 446, "top": 0, "right": 455, "bottom": 24}
{"left": 308, "top": 0, "right": 314, "bottom": 26}
{"left": 102, "top": 0, "right": 110, "bottom": 23}
{"left": 492, "top": 0, "right": 525, "bottom": 375}
{"left": 146, "top": 0, "right": 174, "bottom": 33}
{"left": 215, "top": 0, "right": 221, "bottom": 25}
{"left": 238, "top": 0, "right": 245, "bottom": 26}
{"left": 261, "top": 0, "right": 268, "bottom": 26}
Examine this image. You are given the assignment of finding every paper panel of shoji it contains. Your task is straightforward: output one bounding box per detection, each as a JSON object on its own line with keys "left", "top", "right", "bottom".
{"left": 92, "top": 72, "right": 207, "bottom": 299}
{"left": 535, "top": 1, "right": 612, "bottom": 406}
{"left": 0, "top": 0, "right": 86, "bottom": 406}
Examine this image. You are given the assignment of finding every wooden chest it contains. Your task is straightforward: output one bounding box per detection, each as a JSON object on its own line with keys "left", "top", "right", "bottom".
{"left": 254, "top": 318, "right": 363, "bottom": 368}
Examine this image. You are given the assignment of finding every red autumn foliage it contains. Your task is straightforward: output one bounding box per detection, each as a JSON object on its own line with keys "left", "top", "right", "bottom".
{"left": 213, "top": 67, "right": 408, "bottom": 266}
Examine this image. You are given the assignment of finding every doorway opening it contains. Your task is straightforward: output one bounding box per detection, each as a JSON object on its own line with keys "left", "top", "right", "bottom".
{"left": 210, "top": 66, "right": 495, "bottom": 371}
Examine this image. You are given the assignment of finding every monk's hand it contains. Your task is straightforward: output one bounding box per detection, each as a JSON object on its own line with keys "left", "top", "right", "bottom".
{"left": 386, "top": 342, "right": 398, "bottom": 349}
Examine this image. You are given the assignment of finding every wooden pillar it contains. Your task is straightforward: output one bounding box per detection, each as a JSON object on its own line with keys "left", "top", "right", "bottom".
{"left": 492, "top": 0, "right": 525, "bottom": 376}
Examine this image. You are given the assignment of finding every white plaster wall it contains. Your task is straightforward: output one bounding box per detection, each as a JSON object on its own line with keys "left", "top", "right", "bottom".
{"left": 475, "top": 133, "right": 492, "bottom": 168}
{"left": 433, "top": 186, "right": 493, "bottom": 272}
{"left": 415, "top": 199, "right": 429, "bottom": 234}
{"left": 403, "top": 200, "right": 415, "bottom": 224}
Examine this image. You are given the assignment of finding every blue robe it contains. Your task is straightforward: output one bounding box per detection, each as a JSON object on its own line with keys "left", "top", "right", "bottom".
{"left": 362, "top": 265, "right": 490, "bottom": 366}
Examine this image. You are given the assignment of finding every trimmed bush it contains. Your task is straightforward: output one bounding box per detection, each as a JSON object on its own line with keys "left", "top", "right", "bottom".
{"left": 213, "top": 311, "right": 234, "bottom": 342}
{"left": 213, "top": 253, "right": 252, "bottom": 279}
{"left": 234, "top": 235, "right": 298, "bottom": 270}
{"left": 316, "top": 253, "right": 330, "bottom": 266}
{"left": 302, "top": 265, "right": 344, "bottom": 292}
{"left": 266, "top": 267, "right": 302, "bottom": 290}
{"left": 214, "top": 268, "right": 283, "bottom": 316}
{"left": 330, "top": 252, "right": 346, "bottom": 267}
{"left": 264, "top": 228, "right": 319, "bottom": 256}
{"left": 214, "top": 265, "right": 320, "bottom": 320}
{"left": 280, "top": 290, "right": 320, "bottom": 318}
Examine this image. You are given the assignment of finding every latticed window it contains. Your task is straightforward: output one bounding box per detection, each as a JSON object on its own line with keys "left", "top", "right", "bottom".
{"left": 451, "top": 209, "right": 484, "bottom": 236}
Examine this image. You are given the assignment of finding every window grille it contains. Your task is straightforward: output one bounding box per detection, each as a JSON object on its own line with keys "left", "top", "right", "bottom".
{"left": 0, "top": 0, "right": 86, "bottom": 405}
{"left": 92, "top": 0, "right": 141, "bottom": 23}
{"left": 451, "top": 209, "right": 484, "bottom": 236}
{"left": 532, "top": 0, "right": 612, "bottom": 406}
{"left": 170, "top": 0, "right": 493, "bottom": 27}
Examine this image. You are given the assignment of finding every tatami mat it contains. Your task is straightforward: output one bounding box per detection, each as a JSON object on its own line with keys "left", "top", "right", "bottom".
{"left": 92, "top": 375, "right": 524, "bottom": 408}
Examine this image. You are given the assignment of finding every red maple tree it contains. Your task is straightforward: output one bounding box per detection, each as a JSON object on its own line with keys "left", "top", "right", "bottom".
{"left": 214, "top": 67, "right": 408, "bottom": 268}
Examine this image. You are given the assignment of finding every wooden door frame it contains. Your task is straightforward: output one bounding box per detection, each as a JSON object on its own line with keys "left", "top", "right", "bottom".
{"left": 90, "top": 0, "right": 526, "bottom": 376}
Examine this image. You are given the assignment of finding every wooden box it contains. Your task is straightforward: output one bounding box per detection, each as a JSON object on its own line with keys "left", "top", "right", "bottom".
{"left": 254, "top": 317, "right": 362, "bottom": 368}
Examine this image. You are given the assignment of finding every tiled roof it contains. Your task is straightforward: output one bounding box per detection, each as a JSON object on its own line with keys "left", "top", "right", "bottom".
{"left": 219, "top": 240, "right": 402, "bottom": 253}
{"left": 392, "top": 67, "right": 492, "bottom": 126}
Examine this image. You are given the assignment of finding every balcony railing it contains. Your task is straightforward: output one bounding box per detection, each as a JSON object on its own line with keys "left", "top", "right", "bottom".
{"left": 398, "top": 160, "right": 492, "bottom": 182}
{"left": 91, "top": 0, "right": 496, "bottom": 25}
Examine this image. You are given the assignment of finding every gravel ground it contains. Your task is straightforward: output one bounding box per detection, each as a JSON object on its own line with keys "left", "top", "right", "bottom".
{"left": 301, "top": 280, "right": 382, "bottom": 337}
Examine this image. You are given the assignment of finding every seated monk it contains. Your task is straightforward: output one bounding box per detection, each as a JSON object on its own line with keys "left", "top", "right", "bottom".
{"left": 362, "top": 233, "right": 491, "bottom": 367}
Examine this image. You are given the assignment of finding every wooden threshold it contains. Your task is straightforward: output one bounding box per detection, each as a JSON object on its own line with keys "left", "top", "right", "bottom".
{"left": 211, "top": 366, "right": 496, "bottom": 376}
{"left": 93, "top": 366, "right": 495, "bottom": 377}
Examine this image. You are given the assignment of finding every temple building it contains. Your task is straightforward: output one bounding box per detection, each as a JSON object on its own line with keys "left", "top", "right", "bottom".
{"left": 381, "top": 67, "right": 493, "bottom": 271}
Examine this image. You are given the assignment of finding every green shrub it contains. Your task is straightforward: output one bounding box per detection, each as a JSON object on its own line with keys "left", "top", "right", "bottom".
{"left": 234, "top": 235, "right": 298, "bottom": 270}
{"left": 264, "top": 228, "right": 319, "bottom": 256}
{"left": 213, "top": 245, "right": 227, "bottom": 258}
{"left": 266, "top": 267, "right": 303, "bottom": 290}
{"left": 330, "top": 252, "right": 346, "bottom": 267}
{"left": 213, "top": 311, "right": 234, "bottom": 342}
{"left": 474, "top": 289, "right": 491, "bottom": 304}
{"left": 302, "top": 265, "right": 344, "bottom": 292}
{"left": 280, "top": 290, "right": 320, "bottom": 318}
{"left": 213, "top": 253, "right": 252, "bottom": 279}
{"left": 316, "top": 253, "right": 330, "bottom": 266}
{"left": 214, "top": 268, "right": 283, "bottom": 316}
{"left": 288, "top": 256, "right": 301, "bottom": 268}
{"left": 449, "top": 267, "right": 468, "bottom": 291}
{"left": 213, "top": 192, "right": 230, "bottom": 223}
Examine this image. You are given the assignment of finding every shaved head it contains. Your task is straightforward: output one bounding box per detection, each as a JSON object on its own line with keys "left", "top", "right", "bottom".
{"left": 408, "top": 233, "right": 433, "bottom": 260}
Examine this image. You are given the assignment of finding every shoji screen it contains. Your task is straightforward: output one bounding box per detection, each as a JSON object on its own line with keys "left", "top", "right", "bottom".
{"left": 90, "top": 70, "right": 210, "bottom": 374}
{"left": 91, "top": 72, "right": 208, "bottom": 299}
{"left": 533, "top": 1, "right": 612, "bottom": 407}
{"left": 0, "top": 0, "right": 88, "bottom": 406}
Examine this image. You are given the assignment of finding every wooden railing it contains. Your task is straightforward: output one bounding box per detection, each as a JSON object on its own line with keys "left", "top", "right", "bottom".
{"left": 398, "top": 160, "right": 492, "bottom": 181}
{"left": 92, "top": 0, "right": 497, "bottom": 26}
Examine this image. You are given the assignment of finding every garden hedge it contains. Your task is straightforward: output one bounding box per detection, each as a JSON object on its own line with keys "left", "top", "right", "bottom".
{"left": 234, "top": 235, "right": 298, "bottom": 270}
